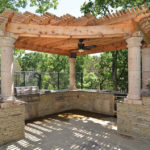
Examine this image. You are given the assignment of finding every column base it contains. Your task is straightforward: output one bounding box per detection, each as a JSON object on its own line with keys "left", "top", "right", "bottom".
{"left": 124, "top": 98, "right": 142, "bottom": 105}
{"left": 0, "top": 99, "right": 25, "bottom": 108}
{"left": 1, "top": 96, "right": 16, "bottom": 102}
{"left": 69, "top": 86, "right": 78, "bottom": 90}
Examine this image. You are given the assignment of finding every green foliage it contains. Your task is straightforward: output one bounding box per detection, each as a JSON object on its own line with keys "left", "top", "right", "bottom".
{"left": 0, "top": 0, "right": 58, "bottom": 14}
{"left": 75, "top": 55, "right": 89, "bottom": 73}
{"left": 147, "top": 79, "right": 150, "bottom": 89}
{"left": 14, "top": 50, "right": 70, "bottom": 90}
{"left": 80, "top": 0, "right": 148, "bottom": 92}
{"left": 96, "top": 52, "right": 113, "bottom": 90}
{"left": 14, "top": 49, "right": 128, "bottom": 91}
{"left": 84, "top": 72, "right": 99, "bottom": 89}
{"left": 81, "top": 0, "right": 150, "bottom": 16}
{"left": 30, "top": 0, "right": 58, "bottom": 14}
{"left": 147, "top": 84, "right": 150, "bottom": 89}
{"left": 15, "top": 50, "right": 69, "bottom": 72}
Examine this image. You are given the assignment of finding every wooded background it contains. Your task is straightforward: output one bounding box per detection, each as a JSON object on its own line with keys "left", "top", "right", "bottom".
{"left": 0, "top": 0, "right": 150, "bottom": 92}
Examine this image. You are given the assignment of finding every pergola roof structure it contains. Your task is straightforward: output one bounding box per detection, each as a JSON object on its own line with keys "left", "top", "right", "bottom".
{"left": 0, "top": 4, "right": 150, "bottom": 56}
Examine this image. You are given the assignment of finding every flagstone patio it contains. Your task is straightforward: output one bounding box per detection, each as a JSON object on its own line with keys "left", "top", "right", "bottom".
{"left": 1, "top": 110, "right": 150, "bottom": 150}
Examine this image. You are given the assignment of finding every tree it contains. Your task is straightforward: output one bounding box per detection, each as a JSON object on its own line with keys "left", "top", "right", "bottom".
{"left": 93, "top": 50, "right": 128, "bottom": 91}
{"left": 14, "top": 50, "right": 70, "bottom": 89}
{"left": 81, "top": 0, "right": 150, "bottom": 16}
{"left": 80, "top": 0, "right": 149, "bottom": 91}
{"left": 0, "top": 0, "right": 58, "bottom": 14}
{"left": 75, "top": 55, "right": 89, "bottom": 88}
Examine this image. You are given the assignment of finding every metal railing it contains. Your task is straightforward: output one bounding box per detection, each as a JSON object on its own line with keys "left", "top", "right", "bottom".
{"left": 6, "top": 71, "right": 128, "bottom": 92}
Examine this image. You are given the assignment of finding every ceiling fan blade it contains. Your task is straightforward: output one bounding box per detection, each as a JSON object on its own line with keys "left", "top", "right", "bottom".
{"left": 85, "top": 45, "right": 97, "bottom": 48}
{"left": 83, "top": 47, "right": 90, "bottom": 50}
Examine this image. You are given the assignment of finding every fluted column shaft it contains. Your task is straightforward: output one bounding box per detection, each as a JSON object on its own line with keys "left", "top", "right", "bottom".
{"left": 142, "top": 45, "right": 150, "bottom": 92}
{"left": 69, "top": 58, "right": 77, "bottom": 90}
{"left": 126, "top": 32, "right": 143, "bottom": 102}
{"left": 0, "top": 31, "right": 18, "bottom": 101}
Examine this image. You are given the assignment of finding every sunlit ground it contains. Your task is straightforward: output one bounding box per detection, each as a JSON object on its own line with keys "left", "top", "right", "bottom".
{"left": 1, "top": 110, "right": 150, "bottom": 150}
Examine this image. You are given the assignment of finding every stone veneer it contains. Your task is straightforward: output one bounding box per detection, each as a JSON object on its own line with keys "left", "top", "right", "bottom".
{"left": 0, "top": 104, "right": 25, "bottom": 146}
{"left": 17, "top": 90, "right": 116, "bottom": 120}
{"left": 117, "top": 97, "right": 150, "bottom": 141}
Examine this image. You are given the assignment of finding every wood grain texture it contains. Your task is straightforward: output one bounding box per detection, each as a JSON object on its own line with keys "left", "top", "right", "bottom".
{"left": 0, "top": 4, "right": 149, "bottom": 56}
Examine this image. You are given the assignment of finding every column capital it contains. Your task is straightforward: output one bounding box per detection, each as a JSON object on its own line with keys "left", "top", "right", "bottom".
{"left": 126, "top": 31, "right": 143, "bottom": 48}
{"left": 0, "top": 31, "right": 18, "bottom": 48}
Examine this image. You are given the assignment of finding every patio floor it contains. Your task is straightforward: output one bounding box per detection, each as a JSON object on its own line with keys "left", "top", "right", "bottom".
{"left": 1, "top": 110, "right": 150, "bottom": 150}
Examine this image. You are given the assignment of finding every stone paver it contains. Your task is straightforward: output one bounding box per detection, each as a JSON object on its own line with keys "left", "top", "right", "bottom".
{"left": 1, "top": 110, "right": 150, "bottom": 150}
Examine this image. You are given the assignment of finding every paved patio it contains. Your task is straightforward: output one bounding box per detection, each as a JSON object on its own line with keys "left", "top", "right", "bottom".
{"left": 1, "top": 110, "right": 150, "bottom": 150}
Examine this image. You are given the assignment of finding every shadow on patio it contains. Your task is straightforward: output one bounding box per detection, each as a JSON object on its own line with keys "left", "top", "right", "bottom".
{"left": 1, "top": 110, "right": 150, "bottom": 150}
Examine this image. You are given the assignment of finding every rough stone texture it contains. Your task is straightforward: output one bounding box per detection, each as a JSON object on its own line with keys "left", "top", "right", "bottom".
{"left": 17, "top": 91, "right": 115, "bottom": 120}
{"left": 0, "top": 104, "right": 25, "bottom": 146}
{"left": 141, "top": 45, "right": 150, "bottom": 97}
{"left": 143, "top": 97, "right": 150, "bottom": 106}
{"left": 117, "top": 97, "right": 150, "bottom": 141}
{"left": 142, "top": 45, "right": 150, "bottom": 90}
{"left": 1, "top": 111, "right": 150, "bottom": 150}
{"left": 69, "top": 58, "right": 77, "bottom": 90}
{"left": 0, "top": 31, "right": 18, "bottom": 101}
{"left": 126, "top": 32, "right": 143, "bottom": 100}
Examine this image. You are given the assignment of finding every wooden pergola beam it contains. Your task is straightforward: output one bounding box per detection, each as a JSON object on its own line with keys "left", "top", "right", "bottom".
{"left": 15, "top": 43, "right": 70, "bottom": 56}
{"left": 6, "top": 22, "right": 135, "bottom": 39}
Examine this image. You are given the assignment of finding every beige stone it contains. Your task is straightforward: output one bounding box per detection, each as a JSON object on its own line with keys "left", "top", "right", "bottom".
{"left": 125, "top": 32, "right": 143, "bottom": 101}
{"left": 18, "top": 91, "right": 115, "bottom": 120}
{"left": 142, "top": 45, "right": 150, "bottom": 96}
{"left": 0, "top": 31, "right": 18, "bottom": 101}
{"left": 69, "top": 58, "right": 77, "bottom": 90}
{"left": 117, "top": 99, "right": 150, "bottom": 141}
{"left": 0, "top": 104, "right": 25, "bottom": 146}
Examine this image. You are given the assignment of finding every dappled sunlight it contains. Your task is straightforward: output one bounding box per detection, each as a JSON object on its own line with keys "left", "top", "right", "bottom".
{"left": 1, "top": 110, "right": 150, "bottom": 150}
{"left": 33, "top": 147, "right": 43, "bottom": 150}
{"left": 17, "top": 140, "right": 31, "bottom": 148}
{"left": 28, "top": 123, "right": 52, "bottom": 132}
{"left": 85, "top": 117, "right": 117, "bottom": 131}
{"left": 25, "top": 133, "right": 41, "bottom": 142}
{"left": 25, "top": 126, "right": 45, "bottom": 137}
{"left": 6, "top": 144, "right": 21, "bottom": 150}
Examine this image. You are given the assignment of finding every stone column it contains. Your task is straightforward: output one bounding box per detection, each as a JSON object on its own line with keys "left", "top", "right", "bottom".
{"left": 125, "top": 32, "right": 143, "bottom": 104}
{"left": 69, "top": 57, "right": 77, "bottom": 90}
{"left": 0, "top": 31, "right": 18, "bottom": 102}
{"left": 142, "top": 45, "right": 150, "bottom": 96}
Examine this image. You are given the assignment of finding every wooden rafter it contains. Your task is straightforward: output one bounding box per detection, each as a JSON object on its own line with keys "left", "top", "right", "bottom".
{"left": 0, "top": 4, "right": 149, "bottom": 56}
{"left": 133, "top": 20, "right": 150, "bottom": 44}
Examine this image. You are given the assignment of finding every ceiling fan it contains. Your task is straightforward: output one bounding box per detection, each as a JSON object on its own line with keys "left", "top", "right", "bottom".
{"left": 70, "top": 39, "right": 97, "bottom": 53}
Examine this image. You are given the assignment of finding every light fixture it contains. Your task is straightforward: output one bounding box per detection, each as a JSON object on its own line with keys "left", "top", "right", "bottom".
{"left": 78, "top": 49, "right": 84, "bottom": 53}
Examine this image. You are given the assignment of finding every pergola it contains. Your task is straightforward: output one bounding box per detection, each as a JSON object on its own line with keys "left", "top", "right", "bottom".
{"left": 0, "top": 4, "right": 150, "bottom": 143}
{"left": 0, "top": 4, "right": 150, "bottom": 101}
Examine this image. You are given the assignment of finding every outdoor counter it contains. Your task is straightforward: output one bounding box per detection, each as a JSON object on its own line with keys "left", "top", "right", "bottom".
{"left": 17, "top": 90, "right": 124, "bottom": 120}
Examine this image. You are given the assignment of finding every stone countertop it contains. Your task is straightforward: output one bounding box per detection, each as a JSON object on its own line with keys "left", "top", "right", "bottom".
{"left": 40, "top": 89, "right": 127, "bottom": 96}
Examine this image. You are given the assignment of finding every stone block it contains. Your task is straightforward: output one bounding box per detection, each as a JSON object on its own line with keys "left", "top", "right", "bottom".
{"left": 143, "top": 97, "right": 150, "bottom": 105}
{"left": 117, "top": 102, "right": 150, "bottom": 141}
{"left": 0, "top": 104, "right": 25, "bottom": 146}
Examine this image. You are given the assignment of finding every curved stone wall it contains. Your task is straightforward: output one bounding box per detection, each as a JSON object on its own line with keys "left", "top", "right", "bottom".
{"left": 18, "top": 90, "right": 115, "bottom": 120}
